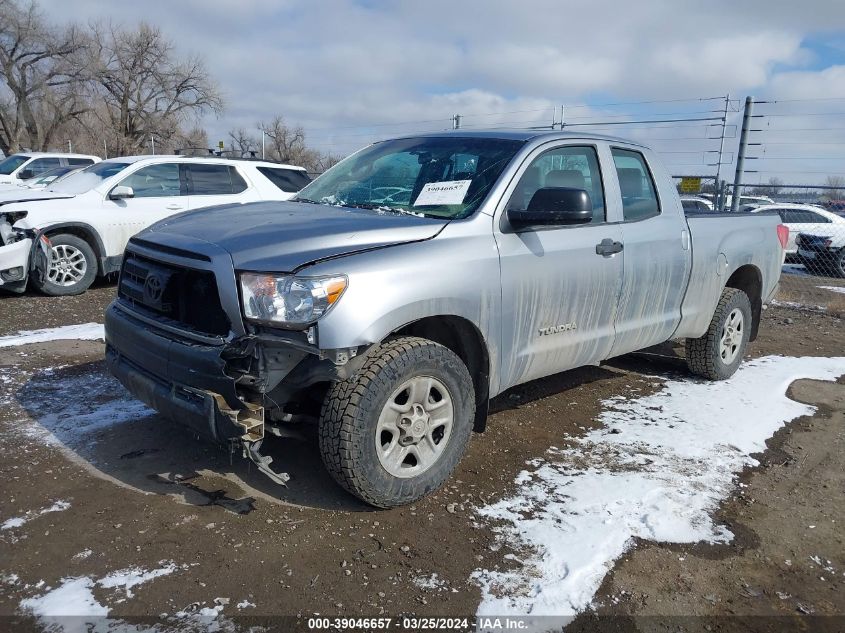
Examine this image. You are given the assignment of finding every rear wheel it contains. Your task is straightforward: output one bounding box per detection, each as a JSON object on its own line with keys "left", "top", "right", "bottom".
{"left": 834, "top": 249, "right": 845, "bottom": 278}
{"left": 318, "top": 336, "right": 474, "bottom": 508}
{"left": 686, "top": 288, "right": 752, "bottom": 380}
{"left": 33, "top": 234, "right": 97, "bottom": 296}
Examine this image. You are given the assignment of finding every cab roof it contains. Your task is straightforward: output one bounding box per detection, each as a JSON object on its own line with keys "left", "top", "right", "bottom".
{"left": 396, "top": 129, "right": 646, "bottom": 146}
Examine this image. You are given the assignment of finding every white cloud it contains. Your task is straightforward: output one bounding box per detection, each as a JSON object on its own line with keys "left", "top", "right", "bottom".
{"left": 36, "top": 0, "right": 845, "bottom": 176}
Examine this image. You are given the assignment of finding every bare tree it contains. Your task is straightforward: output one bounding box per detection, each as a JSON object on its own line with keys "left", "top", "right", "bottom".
{"left": 0, "top": 0, "right": 89, "bottom": 153}
{"left": 755, "top": 176, "right": 784, "bottom": 197}
{"left": 87, "top": 21, "right": 223, "bottom": 155}
{"left": 825, "top": 175, "right": 845, "bottom": 199}
{"left": 316, "top": 152, "right": 342, "bottom": 172}
{"left": 258, "top": 115, "right": 321, "bottom": 168}
{"left": 227, "top": 127, "right": 258, "bottom": 156}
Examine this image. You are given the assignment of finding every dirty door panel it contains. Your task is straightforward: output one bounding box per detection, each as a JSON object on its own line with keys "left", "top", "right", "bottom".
{"left": 609, "top": 147, "right": 690, "bottom": 357}
{"left": 496, "top": 144, "right": 624, "bottom": 390}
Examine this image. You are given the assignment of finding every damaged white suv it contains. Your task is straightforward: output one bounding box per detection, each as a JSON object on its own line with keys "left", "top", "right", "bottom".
{"left": 0, "top": 155, "right": 311, "bottom": 295}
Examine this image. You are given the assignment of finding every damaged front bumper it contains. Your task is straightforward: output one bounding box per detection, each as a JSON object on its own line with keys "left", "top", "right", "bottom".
{"left": 105, "top": 299, "right": 368, "bottom": 484}
{"left": 105, "top": 301, "right": 259, "bottom": 442}
{"left": 0, "top": 231, "right": 52, "bottom": 293}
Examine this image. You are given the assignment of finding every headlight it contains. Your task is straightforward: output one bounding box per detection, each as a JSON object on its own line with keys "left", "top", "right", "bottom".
{"left": 240, "top": 272, "right": 348, "bottom": 327}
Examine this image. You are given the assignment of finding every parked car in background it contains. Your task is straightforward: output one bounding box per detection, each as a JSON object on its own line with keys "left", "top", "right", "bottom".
{"left": 751, "top": 203, "right": 845, "bottom": 255}
{"left": 0, "top": 156, "right": 310, "bottom": 295}
{"left": 796, "top": 232, "right": 845, "bottom": 277}
{"left": 104, "top": 130, "right": 786, "bottom": 507}
{"left": 680, "top": 195, "right": 714, "bottom": 213}
{"left": 723, "top": 194, "right": 774, "bottom": 210}
{"left": 0, "top": 165, "right": 83, "bottom": 194}
{"left": 0, "top": 152, "right": 100, "bottom": 186}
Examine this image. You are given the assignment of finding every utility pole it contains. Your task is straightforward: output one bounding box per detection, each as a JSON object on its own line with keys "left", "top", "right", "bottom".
{"left": 560, "top": 104, "right": 565, "bottom": 130}
{"left": 103, "top": 139, "right": 107, "bottom": 158}
{"left": 67, "top": 139, "right": 72, "bottom": 153}
{"left": 262, "top": 130, "right": 266, "bottom": 159}
{"left": 730, "top": 96, "right": 754, "bottom": 213}
{"left": 714, "top": 94, "right": 729, "bottom": 211}
{"left": 151, "top": 135, "right": 156, "bottom": 154}
{"left": 452, "top": 114, "right": 462, "bottom": 130}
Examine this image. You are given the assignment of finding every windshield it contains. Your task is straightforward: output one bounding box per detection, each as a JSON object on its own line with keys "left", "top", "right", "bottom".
{"left": 294, "top": 136, "right": 524, "bottom": 219}
{"left": 50, "top": 161, "right": 132, "bottom": 194}
{"left": 0, "top": 154, "right": 31, "bottom": 175}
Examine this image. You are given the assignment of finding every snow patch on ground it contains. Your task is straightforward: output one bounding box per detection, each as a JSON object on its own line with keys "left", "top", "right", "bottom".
{"left": 0, "top": 323, "right": 104, "bottom": 348}
{"left": 18, "top": 562, "right": 180, "bottom": 628}
{"left": 818, "top": 285, "right": 845, "bottom": 295}
{"left": 412, "top": 573, "right": 448, "bottom": 591}
{"left": 20, "top": 577, "right": 108, "bottom": 618}
{"left": 769, "top": 299, "right": 825, "bottom": 311}
{"left": 98, "top": 563, "right": 178, "bottom": 599}
{"left": 473, "top": 355, "right": 845, "bottom": 621}
{"left": 17, "top": 369, "right": 153, "bottom": 449}
{"left": 2, "top": 500, "right": 70, "bottom": 530}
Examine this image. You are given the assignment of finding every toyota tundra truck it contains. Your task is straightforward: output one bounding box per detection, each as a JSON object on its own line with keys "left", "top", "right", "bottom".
{"left": 104, "top": 131, "right": 788, "bottom": 508}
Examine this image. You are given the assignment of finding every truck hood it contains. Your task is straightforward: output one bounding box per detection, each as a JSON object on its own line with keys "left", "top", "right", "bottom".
{"left": 145, "top": 200, "right": 449, "bottom": 271}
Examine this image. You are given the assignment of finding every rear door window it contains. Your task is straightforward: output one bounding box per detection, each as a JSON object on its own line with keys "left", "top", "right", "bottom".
{"left": 611, "top": 148, "right": 660, "bottom": 221}
{"left": 805, "top": 210, "right": 831, "bottom": 223}
{"left": 186, "top": 164, "right": 248, "bottom": 195}
{"left": 66, "top": 158, "right": 96, "bottom": 166}
{"left": 27, "top": 157, "right": 62, "bottom": 176}
{"left": 256, "top": 167, "right": 312, "bottom": 192}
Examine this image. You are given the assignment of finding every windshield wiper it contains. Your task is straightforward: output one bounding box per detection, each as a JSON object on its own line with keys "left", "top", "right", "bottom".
{"left": 349, "top": 203, "right": 427, "bottom": 217}
{"left": 291, "top": 197, "right": 321, "bottom": 204}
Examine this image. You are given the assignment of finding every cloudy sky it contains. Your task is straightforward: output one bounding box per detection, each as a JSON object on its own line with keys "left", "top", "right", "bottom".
{"left": 42, "top": 0, "right": 845, "bottom": 184}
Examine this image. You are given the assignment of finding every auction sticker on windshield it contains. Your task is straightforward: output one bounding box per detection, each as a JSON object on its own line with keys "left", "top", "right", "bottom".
{"left": 413, "top": 180, "right": 471, "bottom": 206}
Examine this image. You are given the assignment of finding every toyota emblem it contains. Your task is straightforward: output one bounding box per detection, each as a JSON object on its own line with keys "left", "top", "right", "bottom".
{"left": 143, "top": 273, "right": 164, "bottom": 303}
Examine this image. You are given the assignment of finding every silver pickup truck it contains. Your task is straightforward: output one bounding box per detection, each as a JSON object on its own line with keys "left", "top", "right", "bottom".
{"left": 104, "top": 131, "right": 787, "bottom": 507}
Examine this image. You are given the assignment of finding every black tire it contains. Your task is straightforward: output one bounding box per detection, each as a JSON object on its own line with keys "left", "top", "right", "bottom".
{"left": 686, "top": 288, "right": 752, "bottom": 381}
{"left": 319, "top": 336, "right": 475, "bottom": 508}
{"left": 833, "top": 249, "right": 845, "bottom": 278}
{"left": 32, "top": 233, "right": 97, "bottom": 296}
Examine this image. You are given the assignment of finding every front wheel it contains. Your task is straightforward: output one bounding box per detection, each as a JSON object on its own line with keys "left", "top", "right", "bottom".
{"left": 686, "top": 288, "right": 752, "bottom": 380}
{"left": 32, "top": 234, "right": 97, "bottom": 296}
{"left": 318, "top": 336, "right": 475, "bottom": 508}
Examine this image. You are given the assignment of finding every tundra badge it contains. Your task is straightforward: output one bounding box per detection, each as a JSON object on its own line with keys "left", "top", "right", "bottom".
{"left": 539, "top": 322, "right": 578, "bottom": 336}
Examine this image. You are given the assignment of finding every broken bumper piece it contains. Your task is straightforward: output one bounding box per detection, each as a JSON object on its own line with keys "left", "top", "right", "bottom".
{"left": 0, "top": 238, "right": 32, "bottom": 289}
{"left": 105, "top": 301, "right": 291, "bottom": 485}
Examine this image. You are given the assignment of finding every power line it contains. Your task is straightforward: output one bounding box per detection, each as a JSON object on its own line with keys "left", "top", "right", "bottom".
{"left": 562, "top": 116, "right": 723, "bottom": 127}
{"left": 757, "top": 112, "right": 845, "bottom": 117}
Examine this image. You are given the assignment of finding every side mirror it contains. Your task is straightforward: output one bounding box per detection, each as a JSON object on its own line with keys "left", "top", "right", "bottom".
{"left": 17, "top": 169, "right": 33, "bottom": 180}
{"left": 109, "top": 185, "right": 134, "bottom": 200}
{"left": 507, "top": 187, "right": 592, "bottom": 230}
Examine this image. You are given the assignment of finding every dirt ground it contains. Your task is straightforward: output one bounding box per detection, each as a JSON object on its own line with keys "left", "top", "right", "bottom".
{"left": 0, "top": 277, "right": 843, "bottom": 632}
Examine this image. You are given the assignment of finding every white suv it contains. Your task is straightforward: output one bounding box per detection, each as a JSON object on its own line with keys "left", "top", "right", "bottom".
{"left": 0, "top": 152, "right": 100, "bottom": 186}
{"left": 0, "top": 155, "right": 310, "bottom": 295}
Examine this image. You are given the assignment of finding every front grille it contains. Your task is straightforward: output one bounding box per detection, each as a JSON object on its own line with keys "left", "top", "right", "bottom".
{"left": 118, "top": 253, "right": 230, "bottom": 336}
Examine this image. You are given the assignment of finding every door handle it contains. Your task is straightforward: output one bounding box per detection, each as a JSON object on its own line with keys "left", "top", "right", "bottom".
{"left": 595, "top": 238, "right": 624, "bottom": 257}
{"left": 166, "top": 204, "right": 184, "bottom": 210}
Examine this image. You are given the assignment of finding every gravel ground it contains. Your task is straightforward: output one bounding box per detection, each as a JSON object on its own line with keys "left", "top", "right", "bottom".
{"left": 0, "top": 279, "right": 843, "bottom": 632}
